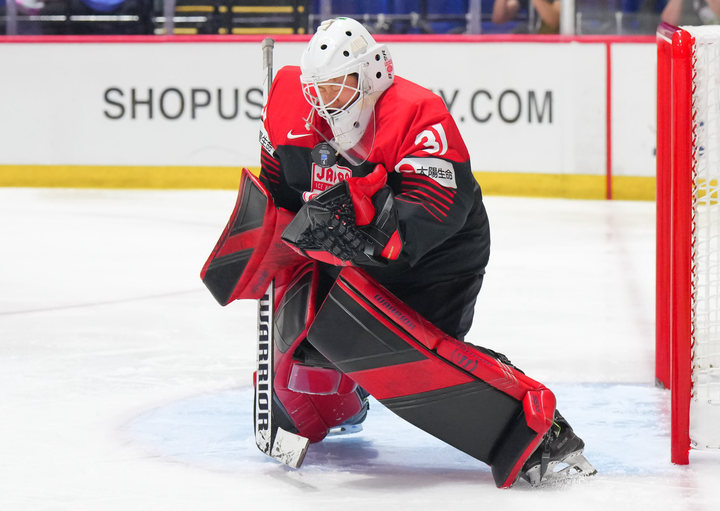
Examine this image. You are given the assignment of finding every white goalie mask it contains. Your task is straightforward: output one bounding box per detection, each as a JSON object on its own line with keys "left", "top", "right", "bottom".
{"left": 300, "top": 18, "right": 394, "bottom": 161}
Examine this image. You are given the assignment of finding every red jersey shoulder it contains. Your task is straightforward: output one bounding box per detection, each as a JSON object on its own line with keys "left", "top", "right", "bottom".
{"left": 265, "top": 66, "right": 316, "bottom": 148}
{"left": 373, "top": 76, "right": 469, "bottom": 165}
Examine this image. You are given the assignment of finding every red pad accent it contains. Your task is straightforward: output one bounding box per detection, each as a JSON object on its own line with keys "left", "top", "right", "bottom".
{"left": 200, "top": 168, "right": 306, "bottom": 304}
{"left": 436, "top": 338, "right": 532, "bottom": 402}
{"left": 498, "top": 430, "right": 547, "bottom": 489}
{"left": 296, "top": 249, "right": 354, "bottom": 267}
{"left": 338, "top": 267, "right": 556, "bottom": 432}
{"left": 335, "top": 276, "right": 442, "bottom": 351}
{"left": 494, "top": 390, "right": 557, "bottom": 488}
{"left": 339, "top": 268, "right": 552, "bottom": 404}
{"left": 348, "top": 358, "right": 474, "bottom": 400}
{"left": 522, "top": 388, "right": 557, "bottom": 434}
{"left": 311, "top": 268, "right": 558, "bottom": 485}
{"left": 380, "top": 230, "right": 402, "bottom": 260}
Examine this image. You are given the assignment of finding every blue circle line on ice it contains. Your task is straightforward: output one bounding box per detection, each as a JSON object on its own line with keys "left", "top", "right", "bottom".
{"left": 120, "top": 383, "right": 677, "bottom": 478}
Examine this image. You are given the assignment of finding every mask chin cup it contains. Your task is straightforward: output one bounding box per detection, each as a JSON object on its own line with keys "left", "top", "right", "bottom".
{"left": 303, "top": 105, "right": 377, "bottom": 167}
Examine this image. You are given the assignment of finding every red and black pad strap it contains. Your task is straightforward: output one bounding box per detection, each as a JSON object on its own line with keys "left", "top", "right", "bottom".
{"left": 200, "top": 168, "right": 306, "bottom": 305}
{"left": 307, "top": 267, "right": 555, "bottom": 488}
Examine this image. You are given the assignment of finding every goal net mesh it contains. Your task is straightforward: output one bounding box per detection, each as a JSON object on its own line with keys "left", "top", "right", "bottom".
{"left": 687, "top": 25, "right": 720, "bottom": 449}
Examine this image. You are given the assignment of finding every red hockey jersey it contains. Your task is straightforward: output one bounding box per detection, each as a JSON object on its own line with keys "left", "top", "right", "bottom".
{"left": 260, "top": 66, "right": 489, "bottom": 294}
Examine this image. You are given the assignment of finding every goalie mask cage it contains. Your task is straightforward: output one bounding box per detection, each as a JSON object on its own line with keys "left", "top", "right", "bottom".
{"left": 657, "top": 23, "right": 720, "bottom": 465}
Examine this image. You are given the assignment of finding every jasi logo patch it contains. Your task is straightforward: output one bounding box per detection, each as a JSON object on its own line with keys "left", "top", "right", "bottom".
{"left": 303, "top": 163, "right": 352, "bottom": 201}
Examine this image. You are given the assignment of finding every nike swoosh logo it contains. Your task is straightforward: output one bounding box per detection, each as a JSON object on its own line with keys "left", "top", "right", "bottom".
{"left": 287, "top": 130, "right": 312, "bottom": 139}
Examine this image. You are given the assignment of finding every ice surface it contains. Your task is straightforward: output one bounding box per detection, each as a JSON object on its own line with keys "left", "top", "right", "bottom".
{"left": 1, "top": 188, "right": 718, "bottom": 511}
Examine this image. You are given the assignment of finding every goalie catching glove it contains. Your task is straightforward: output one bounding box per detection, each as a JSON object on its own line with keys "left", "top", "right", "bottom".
{"left": 281, "top": 165, "right": 403, "bottom": 266}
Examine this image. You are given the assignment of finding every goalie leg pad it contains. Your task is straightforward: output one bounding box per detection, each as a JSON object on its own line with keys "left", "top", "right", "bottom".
{"left": 306, "top": 267, "right": 555, "bottom": 488}
{"left": 270, "top": 263, "right": 365, "bottom": 443}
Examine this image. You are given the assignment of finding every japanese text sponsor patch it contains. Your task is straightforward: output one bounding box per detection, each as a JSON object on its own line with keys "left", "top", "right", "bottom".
{"left": 394, "top": 157, "right": 457, "bottom": 189}
{"left": 259, "top": 125, "right": 275, "bottom": 156}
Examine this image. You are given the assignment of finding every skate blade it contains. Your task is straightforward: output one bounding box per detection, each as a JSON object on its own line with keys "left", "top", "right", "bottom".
{"left": 328, "top": 424, "right": 363, "bottom": 436}
{"left": 524, "top": 451, "right": 597, "bottom": 487}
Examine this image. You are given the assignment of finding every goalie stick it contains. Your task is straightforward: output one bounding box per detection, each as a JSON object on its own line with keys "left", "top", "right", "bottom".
{"left": 253, "top": 37, "right": 310, "bottom": 469}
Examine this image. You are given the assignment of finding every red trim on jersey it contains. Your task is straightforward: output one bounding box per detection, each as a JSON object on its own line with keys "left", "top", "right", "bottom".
{"left": 401, "top": 191, "right": 450, "bottom": 216}
{"left": 395, "top": 197, "right": 443, "bottom": 222}
{"left": 261, "top": 149, "right": 279, "bottom": 169}
{"left": 406, "top": 189, "right": 451, "bottom": 212}
{"left": 400, "top": 185, "right": 453, "bottom": 211}
{"left": 262, "top": 174, "right": 280, "bottom": 186}
{"left": 261, "top": 152, "right": 280, "bottom": 175}
{"left": 260, "top": 153, "right": 280, "bottom": 185}
{"left": 401, "top": 174, "right": 456, "bottom": 202}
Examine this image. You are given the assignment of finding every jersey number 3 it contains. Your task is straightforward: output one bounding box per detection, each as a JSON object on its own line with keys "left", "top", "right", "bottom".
{"left": 415, "top": 123, "right": 448, "bottom": 156}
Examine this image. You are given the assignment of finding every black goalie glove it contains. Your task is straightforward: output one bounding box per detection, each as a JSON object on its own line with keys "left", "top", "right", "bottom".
{"left": 281, "top": 165, "right": 403, "bottom": 267}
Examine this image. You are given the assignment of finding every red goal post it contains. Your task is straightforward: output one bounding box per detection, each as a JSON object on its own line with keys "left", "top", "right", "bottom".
{"left": 657, "top": 23, "right": 720, "bottom": 465}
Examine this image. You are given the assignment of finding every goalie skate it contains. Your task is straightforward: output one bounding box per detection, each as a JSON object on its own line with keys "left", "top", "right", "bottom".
{"left": 519, "top": 411, "right": 597, "bottom": 486}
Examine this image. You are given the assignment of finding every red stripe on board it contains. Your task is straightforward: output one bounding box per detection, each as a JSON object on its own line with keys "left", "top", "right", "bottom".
{"left": 606, "top": 42, "right": 613, "bottom": 200}
{"left": 0, "top": 34, "right": 656, "bottom": 45}
{"left": 374, "top": 34, "right": 656, "bottom": 44}
{"left": 0, "top": 35, "right": 312, "bottom": 44}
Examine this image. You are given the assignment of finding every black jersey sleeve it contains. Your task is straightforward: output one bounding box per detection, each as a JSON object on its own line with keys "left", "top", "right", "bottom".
{"left": 258, "top": 146, "right": 307, "bottom": 213}
{"left": 391, "top": 158, "right": 477, "bottom": 267}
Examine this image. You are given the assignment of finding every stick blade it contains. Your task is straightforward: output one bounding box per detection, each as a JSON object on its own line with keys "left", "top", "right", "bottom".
{"left": 255, "top": 427, "right": 309, "bottom": 469}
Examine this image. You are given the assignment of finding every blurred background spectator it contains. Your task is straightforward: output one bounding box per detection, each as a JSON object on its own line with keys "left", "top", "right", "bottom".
{"left": 492, "top": 0, "right": 560, "bottom": 34}
{"left": 661, "top": 0, "right": 720, "bottom": 25}
{"left": 3, "top": 0, "right": 716, "bottom": 37}
{"left": 1, "top": 0, "right": 151, "bottom": 34}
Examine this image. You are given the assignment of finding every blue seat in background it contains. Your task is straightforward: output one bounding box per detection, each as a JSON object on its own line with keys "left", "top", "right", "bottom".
{"left": 309, "top": 0, "right": 469, "bottom": 34}
{"left": 479, "top": 0, "right": 532, "bottom": 34}
{"left": 80, "top": 0, "right": 127, "bottom": 12}
{"left": 392, "top": 0, "right": 467, "bottom": 34}
{"left": 68, "top": 0, "right": 152, "bottom": 34}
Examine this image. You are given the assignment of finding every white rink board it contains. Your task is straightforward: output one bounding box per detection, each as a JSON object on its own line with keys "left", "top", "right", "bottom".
{"left": 0, "top": 42, "right": 305, "bottom": 167}
{"left": 0, "top": 40, "right": 656, "bottom": 177}
{"left": 392, "top": 42, "right": 607, "bottom": 175}
{"left": 611, "top": 43, "right": 657, "bottom": 178}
